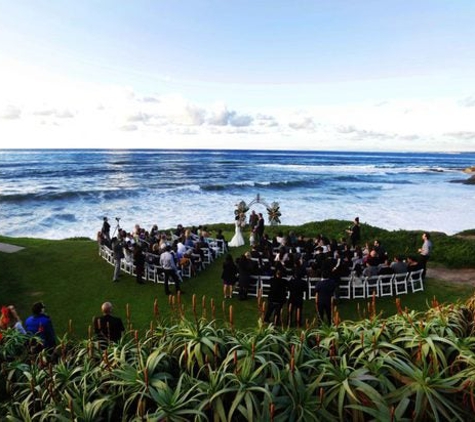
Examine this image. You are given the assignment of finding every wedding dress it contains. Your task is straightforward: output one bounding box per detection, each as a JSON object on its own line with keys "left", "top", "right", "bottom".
{"left": 228, "top": 221, "right": 245, "bottom": 247}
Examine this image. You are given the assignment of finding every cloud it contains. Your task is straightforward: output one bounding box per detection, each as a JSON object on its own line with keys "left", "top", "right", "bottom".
{"left": 444, "top": 131, "right": 475, "bottom": 140}
{"left": 288, "top": 116, "right": 316, "bottom": 131}
{"left": 119, "top": 124, "right": 138, "bottom": 131}
{"left": 1, "top": 105, "right": 21, "bottom": 119}
{"left": 459, "top": 96, "right": 475, "bottom": 107}
{"left": 127, "top": 112, "right": 151, "bottom": 123}
{"left": 1, "top": 78, "right": 474, "bottom": 151}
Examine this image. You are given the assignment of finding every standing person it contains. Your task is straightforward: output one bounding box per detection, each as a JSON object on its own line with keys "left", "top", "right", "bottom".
{"left": 264, "top": 266, "right": 288, "bottom": 325}
{"left": 248, "top": 210, "right": 258, "bottom": 228}
{"left": 237, "top": 252, "right": 254, "bottom": 300}
{"left": 25, "top": 302, "right": 56, "bottom": 350}
{"left": 0, "top": 305, "right": 26, "bottom": 334}
{"left": 160, "top": 245, "right": 183, "bottom": 295}
{"left": 256, "top": 213, "right": 265, "bottom": 243}
{"left": 418, "top": 232, "right": 433, "bottom": 279}
{"left": 112, "top": 237, "right": 124, "bottom": 282}
{"left": 346, "top": 217, "right": 361, "bottom": 248}
{"left": 94, "top": 301, "right": 125, "bottom": 344}
{"left": 287, "top": 272, "right": 308, "bottom": 327}
{"left": 133, "top": 243, "right": 146, "bottom": 284}
{"left": 221, "top": 254, "right": 238, "bottom": 298}
{"left": 229, "top": 215, "right": 245, "bottom": 247}
{"left": 101, "top": 217, "right": 111, "bottom": 245}
{"left": 314, "top": 270, "right": 337, "bottom": 325}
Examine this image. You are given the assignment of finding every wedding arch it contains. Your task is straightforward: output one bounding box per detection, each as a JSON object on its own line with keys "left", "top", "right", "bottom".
{"left": 233, "top": 194, "right": 282, "bottom": 226}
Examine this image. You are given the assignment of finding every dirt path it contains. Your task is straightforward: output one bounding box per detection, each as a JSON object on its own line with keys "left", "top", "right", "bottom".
{"left": 427, "top": 267, "right": 475, "bottom": 287}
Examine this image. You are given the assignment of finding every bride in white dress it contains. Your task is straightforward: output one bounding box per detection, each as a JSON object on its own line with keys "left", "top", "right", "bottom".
{"left": 228, "top": 215, "right": 245, "bottom": 247}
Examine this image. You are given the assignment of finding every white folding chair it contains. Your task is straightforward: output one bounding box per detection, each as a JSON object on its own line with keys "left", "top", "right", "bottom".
{"left": 338, "top": 275, "right": 352, "bottom": 299}
{"left": 365, "top": 275, "right": 380, "bottom": 298}
{"left": 307, "top": 277, "right": 319, "bottom": 300}
{"left": 378, "top": 274, "right": 394, "bottom": 297}
{"left": 259, "top": 275, "right": 272, "bottom": 298}
{"left": 352, "top": 276, "right": 366, "bottom": 299}
{"left": 408, "top": 269, "right": 424, "bottom": 293}
{"left": 394, "top": 272, "right": 409, "bottom": 295}
{"left": 147, "top": 264, "right": 158, "bottom": 282}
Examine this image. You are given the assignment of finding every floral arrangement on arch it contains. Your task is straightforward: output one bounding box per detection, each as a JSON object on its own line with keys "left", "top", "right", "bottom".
{"left": 267, "top": 201, "right": 282, "bottom": 225}
{"left": 234, "top": 201, "right": 249, "bottom": 227}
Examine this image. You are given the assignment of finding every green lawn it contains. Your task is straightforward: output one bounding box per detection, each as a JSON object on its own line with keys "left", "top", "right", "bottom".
{"left": 1, "top": 221, "right": 474, "bottom": 339}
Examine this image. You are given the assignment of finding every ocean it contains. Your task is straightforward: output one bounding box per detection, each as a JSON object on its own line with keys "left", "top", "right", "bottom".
{"left": 0, "top": 149, "right": 474, "bottom": 240}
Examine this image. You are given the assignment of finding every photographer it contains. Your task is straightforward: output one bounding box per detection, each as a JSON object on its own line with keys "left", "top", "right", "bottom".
{"left": 112, "top": 236, "right": 124, "bottom": 282}
{"left": 101, "top": 217, "right": 111, "bottom": 245}
{"left": 346, "top": 217, "right": 361, "bottom": 248}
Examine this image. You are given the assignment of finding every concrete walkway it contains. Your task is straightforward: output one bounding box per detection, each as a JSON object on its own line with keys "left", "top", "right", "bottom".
{"left": 0, "top": 242, "right": 25, "bottom": 253}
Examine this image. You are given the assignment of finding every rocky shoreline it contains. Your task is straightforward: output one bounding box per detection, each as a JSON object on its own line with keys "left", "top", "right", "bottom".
{"left": 450, "top": 166, "right": 475, "bottom": 185}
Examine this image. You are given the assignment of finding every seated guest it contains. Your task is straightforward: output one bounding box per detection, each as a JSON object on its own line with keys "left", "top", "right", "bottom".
{"left": 25, "top": 302, "right": 57, "bottom": 350}
{"left": 406, "top": 255, "right": 423, "bottom": 272}
{"left": 391, "top": 255, "right": 408, "bottom": 274}
{"left": 0, "top": 305, "right": 26, "bottom": 334}
{"left": 378, "top": 258, "right": 395, "bottom": 275}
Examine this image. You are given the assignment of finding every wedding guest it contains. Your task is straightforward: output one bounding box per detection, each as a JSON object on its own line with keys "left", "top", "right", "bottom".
{"left": 264, "top": 266, "right": 288, "bottom": 325}
{"left": 390, "top": 255, "right": 408, "bottom": 274}
{"left": 0, "top": 305, "right": 26, "bottom": 334}
{"left": 94, "top": 301, "right": 125, "bottom": 344}
{"left": 221, "top": 254, "right": 238, "bottom": 298}
{"left": 314, "top": 270, "right": 337, "bottom": 324}
{"left": 237, "top": 252, "right": 254, "bottom": 300}
{"left": 133, "top": 243, "right": 146, "bottom": 284}
{"left": 25, "top": 302, "right": 57, "bottom": 350}
{"left": 160, "top": 245, "right": 183, "bottom": 295}
{"left": 101, "top": 217, "right": 111, "bottom": 244}
{"left": 112, "top": 237, "right": 124, "bottom": 282}
{"left": 407, "top": 255, "right": 423, "bottom": 273}
{"left": 418, "top": 232, "right": 433, "bottom": 278}
{"left": 287, "top": 268, "right": 308, "bottom": 327}
{"left": 346, "top": 217, "right": 361, "bottom": 248}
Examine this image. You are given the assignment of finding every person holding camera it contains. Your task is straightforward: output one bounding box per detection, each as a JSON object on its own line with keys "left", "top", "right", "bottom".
{"left": 112, "top": 237, "right": 124, "bottom": 282}
{"left": 346, "top": 217, "right": 361, "bottom": 248}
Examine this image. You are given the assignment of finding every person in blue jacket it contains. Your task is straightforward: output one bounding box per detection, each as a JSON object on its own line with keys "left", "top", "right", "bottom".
{"left": 25, "top": 301, "right": 57, "bottom": 350}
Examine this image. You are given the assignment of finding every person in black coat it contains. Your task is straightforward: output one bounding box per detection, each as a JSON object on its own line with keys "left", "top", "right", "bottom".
{"left": 94, "top": 302, "right": 125, "bottom": 345}
{"left": 314, "top": 269, "right": 337, "bottom": 324}
{"left": 133, "top": 243, "right": 146, "bottom": 284}
{"left": 287, "top": 272, "right": 308, "bottom": 327}
{"left": 221, "top": 254, "right": 238, "bottom": 298}
{"left": 237, "top": 252, "right": 255, "bottom": 300}
{"left": 264, "top": 265, "right": 288, "bottom": 325}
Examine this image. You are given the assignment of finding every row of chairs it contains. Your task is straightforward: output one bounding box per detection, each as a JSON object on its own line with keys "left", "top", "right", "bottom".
{"left": 332, "top": 269, "right": 424, "bottom": 300}
{"left": 98, "top": 240, "right": 227, "bottom": 284}
{"left": 231, "top": 270, "right": 425, "bottom": 300}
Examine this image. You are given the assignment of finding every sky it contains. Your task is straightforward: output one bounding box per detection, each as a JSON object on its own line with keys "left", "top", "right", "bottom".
{"left": 1, "top": 0, "right": 475, "bottom": 151}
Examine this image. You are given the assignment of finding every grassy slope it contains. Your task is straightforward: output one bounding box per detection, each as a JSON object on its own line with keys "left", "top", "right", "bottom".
{"left": 1, "top": 220, "right": 475, "bottom": 339}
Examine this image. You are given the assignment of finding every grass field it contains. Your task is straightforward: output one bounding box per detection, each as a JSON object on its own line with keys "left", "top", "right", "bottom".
{"left": 1, "top": 220, "right": 475, "bottom": 338}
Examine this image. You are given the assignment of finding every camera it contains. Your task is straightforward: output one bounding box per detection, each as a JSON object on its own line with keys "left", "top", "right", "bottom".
{"left": 116, "top": 217, "right": 121, "bottom": 222}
